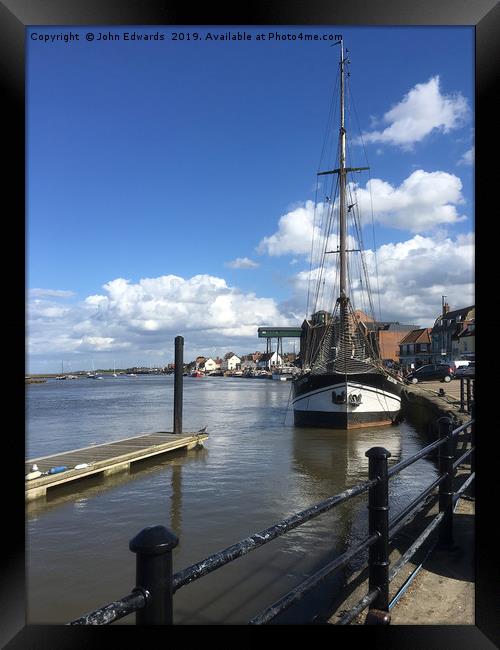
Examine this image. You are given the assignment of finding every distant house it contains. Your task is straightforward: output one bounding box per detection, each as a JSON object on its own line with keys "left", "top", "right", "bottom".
{"left": 398, "top": 328, "right": 433, "bottom": 370}
{"left": 204, "top": 358, "right": 218, "bottom": 372}
{"left": 431, "top": 304, "right": 475, "bottom": 363}
{"left": 353, "top": 311, "right": 418, "bottom": 364}
{"left": 221, "top": 354, "right": 241, "bottom": 371}
{"left": 457, "top": 321, "right": 475, "bottom": 359}
{"left": 257, "top": 352, "right": 282, "bottom": 369}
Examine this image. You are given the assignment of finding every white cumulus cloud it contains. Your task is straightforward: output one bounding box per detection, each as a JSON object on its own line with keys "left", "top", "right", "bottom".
{"left": 27, "top": 273, "right": 293, "bottom": 370}
{"left": 457, "top": 145, "right": 474, "bottom": 166}
{"left": 225, "top": 257, "right": 260, "bottom": 269}
{"left": 356, "top": 76, "right": 469, "bottom": 149}
{"left": 352, "top": 169, "right": 466, "bottom": 231}
{"left": 287, "top": 232, "right": 474, "bottom": 326}
{"left": 256, "top": 201, "right": 326, "bottom": 256}
{"left": 258, "top": 170, "right": 467, "bottom": 254}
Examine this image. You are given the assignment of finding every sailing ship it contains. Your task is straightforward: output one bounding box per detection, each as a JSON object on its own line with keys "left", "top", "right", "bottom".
{"left": 55, "top": 360, "right": 66, "bottom": 380}
{"left": 292, "top": 37, "right": 404, "bottom": 429}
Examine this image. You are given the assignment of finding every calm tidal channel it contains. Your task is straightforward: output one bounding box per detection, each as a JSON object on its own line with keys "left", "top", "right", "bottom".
{"left": 26, "top": 374, "right": 437, "bottom": 624}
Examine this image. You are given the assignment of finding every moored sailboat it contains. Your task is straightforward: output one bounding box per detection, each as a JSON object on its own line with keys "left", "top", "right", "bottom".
{"left": 292, "top": 37, "right": 404, "bottom": 430}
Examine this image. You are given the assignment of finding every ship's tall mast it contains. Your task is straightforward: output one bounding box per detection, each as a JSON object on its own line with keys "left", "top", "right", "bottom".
{"left": 338, "top": 37, "right": 347, "bottom": 301}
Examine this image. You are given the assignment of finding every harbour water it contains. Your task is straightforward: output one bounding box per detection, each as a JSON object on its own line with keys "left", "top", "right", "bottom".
{"left": 26, "top": 375, "right": 438, "bottom": 624}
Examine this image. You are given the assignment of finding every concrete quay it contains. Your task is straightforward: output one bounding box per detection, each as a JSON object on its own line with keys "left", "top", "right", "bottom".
{"left": 326, "top": 477, "right": 474, "bottom": 626}
{"left": 389, "top": 496, "right": 474, "bottom": 625}
{"left": 325, "top": 379, "right": 475, "bottom": 627}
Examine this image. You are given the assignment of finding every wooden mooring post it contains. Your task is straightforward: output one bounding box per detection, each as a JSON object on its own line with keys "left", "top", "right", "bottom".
{"left": 174, "top": 335, "right": 183, "bottom": 434}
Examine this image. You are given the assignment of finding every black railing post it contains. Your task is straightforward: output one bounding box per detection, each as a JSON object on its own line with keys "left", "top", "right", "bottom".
{"left": 173, "top": 336, "right": 184, "bottom": 434}
{"left": 466, "top": 378, "right": 472, "bottom": 413}
{"left": 366, "top": 446, "right": 391, "bottom": 618}
{"left": 459, "top": 377, "right": 465, "bottom": 412}
{"left": 470, "top": 402, "right": 475, "bottom": 497}
{"left": 129, "top": 525, "right": 179, "bottom": 625}
{"left": 438, "top": 417, "right": 455, "bottom": 549}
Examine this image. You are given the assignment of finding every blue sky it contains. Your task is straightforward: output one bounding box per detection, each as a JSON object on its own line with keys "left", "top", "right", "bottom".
{"left": 27, "top": 26, "right": 474, "bottom": 372}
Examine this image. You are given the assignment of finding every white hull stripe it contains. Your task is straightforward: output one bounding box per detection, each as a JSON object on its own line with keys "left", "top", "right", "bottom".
{"left": 292, "top": 382, "right": 401, "bottom": 415}
{"left": 292, "top": 381, "right": 401, "bottom": 406}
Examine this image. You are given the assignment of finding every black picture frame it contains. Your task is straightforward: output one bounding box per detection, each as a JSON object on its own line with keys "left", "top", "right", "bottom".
{"left": 3, "top": 1, "right": 497, "bottom": 647}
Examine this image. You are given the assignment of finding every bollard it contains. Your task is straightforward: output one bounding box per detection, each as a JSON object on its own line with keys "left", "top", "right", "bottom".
{"left": 438, "top": 417, "right": 455, "bottom": 549}
{"left": 173, "top": 336, "right": 184, "bottom": 434}
{"left": 366, "top": 446, "right": 391, "bottom": 614}
{"left": 129, "top": 525, "right": 179, "bottom": 625}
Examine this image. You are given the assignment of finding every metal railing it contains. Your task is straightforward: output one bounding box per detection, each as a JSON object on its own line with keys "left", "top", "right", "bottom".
{"left": 459, "top": 376, "right": 475, "bottom": 413}
{"left": 69, "top": 406, "right": 475, "bottom": 626}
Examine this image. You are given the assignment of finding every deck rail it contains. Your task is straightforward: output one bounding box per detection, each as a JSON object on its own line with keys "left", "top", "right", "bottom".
{"left": 69, "top": 405, "right": 475, "bottom": 626}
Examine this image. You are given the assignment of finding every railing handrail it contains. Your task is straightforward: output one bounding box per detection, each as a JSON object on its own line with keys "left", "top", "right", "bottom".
{"left": 68, "top": 411, "right": 474, "bottom": 626}
{"left": 69, "top": 589, "right": 147, "bottom": 626}
{"left": 173, "top": 477, "right": 377, "bottom": 591}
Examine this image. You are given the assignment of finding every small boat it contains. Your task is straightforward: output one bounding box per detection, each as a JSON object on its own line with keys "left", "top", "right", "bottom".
{"left": 271, "top": 366, "right": 298, "bottom": 381}
{"left": 291, "top": 37, "right": 404, "bottom": 429}
{"left": 190, "top": 370, "right": 204, "bottom": 378}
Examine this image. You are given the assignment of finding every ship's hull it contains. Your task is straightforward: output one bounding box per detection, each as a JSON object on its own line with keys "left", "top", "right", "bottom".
{"left": 292, "top": 371, "right": 403, "bottom": 429}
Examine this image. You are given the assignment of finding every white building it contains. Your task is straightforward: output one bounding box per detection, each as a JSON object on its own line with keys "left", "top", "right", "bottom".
{"left": 221, "top": 354, "right": 241, "bottom": 371}
{"left": 204, "top": 358, "right": 218, "bottom": 372}
{"left": 256, "top": 352, "right": 282, "bottom": 369}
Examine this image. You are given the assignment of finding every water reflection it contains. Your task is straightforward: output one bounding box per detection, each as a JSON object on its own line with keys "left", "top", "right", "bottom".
{"left": 170, "top": 464, "right": 183, "bottom": 537}
{"left": 292, "top": 425, "right": 402, "bottom": 489}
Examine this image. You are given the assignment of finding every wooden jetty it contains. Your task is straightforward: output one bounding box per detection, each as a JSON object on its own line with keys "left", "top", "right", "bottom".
{"left": 25, "top": 431, "right": 208, "bottom": 502}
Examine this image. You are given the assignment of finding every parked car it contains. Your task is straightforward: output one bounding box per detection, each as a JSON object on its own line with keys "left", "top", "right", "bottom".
{"left": 405, "top": 363, "right": 455, "bottom": 383}
{"left": 454, "top": 362, "right": 475, "bottom": 378}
